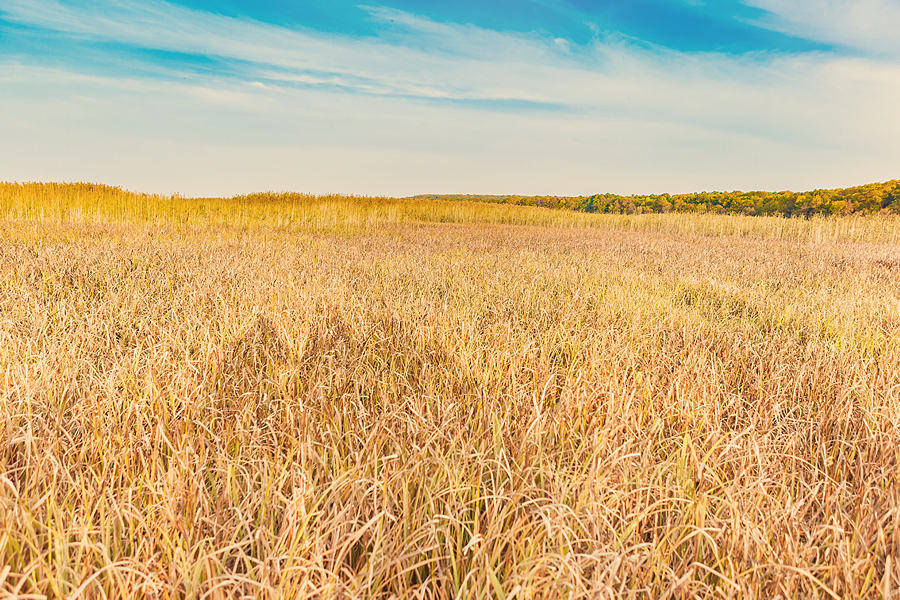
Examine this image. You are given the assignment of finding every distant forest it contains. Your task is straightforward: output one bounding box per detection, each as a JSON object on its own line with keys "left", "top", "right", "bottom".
{"left": 411, "top": 179, "right": 900, "bottom": 217}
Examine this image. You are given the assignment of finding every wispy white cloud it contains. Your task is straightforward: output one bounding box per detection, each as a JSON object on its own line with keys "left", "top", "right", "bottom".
{"left": 1, "top": 0, "right": 579, "bottom": 103}
{"left": 0, "top": 0, "right": 898, "bottom": 195}
{"left": 744, "top": 0, "right": 900, "bottom": 57}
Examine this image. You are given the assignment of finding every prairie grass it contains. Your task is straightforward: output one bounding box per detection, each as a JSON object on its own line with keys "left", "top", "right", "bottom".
{"left": 1, "top": 184, "right": 899, "bottom": 598}
{"left": 2, "top": 182, "right": 900, "bottom": 243}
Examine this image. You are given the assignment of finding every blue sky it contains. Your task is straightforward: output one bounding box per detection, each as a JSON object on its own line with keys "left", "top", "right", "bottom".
{"left": 1, "top": 0, "right": 899, "bottom": 196}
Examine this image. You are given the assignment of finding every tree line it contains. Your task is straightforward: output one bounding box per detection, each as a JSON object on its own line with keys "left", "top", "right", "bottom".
{"left": 412, "top": 179, "right": 900, "bottom": 217}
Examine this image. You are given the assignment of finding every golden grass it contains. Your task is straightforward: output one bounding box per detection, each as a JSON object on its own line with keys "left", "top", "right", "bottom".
{"left": 1, "top": 183, "right": 899, "bottom": 598}
{"left": 3, "top": 182, "right": 900, "bottom": 243}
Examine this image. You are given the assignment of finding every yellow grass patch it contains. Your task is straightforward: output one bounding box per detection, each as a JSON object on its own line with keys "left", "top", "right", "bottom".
{"left": 1, "top": 184, "right": 899, "bottom": 598}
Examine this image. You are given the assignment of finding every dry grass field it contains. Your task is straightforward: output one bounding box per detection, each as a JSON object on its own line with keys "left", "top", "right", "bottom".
{"left": 1, "top": 183, "right": 899, "bottom": 598}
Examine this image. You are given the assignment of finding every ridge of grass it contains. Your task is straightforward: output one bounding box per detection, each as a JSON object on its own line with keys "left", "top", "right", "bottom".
{"left": 2, "top": 181, "right": 899, "bottom": 243}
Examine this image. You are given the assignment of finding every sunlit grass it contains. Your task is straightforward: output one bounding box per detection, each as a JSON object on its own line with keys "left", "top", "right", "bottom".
{"left": 2, "top": 182, "right": 899, "bottom": 242}
{"left": 1, "top": 183, "right": 899, "bottom": 598}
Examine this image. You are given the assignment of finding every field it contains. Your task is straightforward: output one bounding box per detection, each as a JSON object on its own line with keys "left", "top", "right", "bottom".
{"left": 1, "top": 184, "right": 899, "bottom": 598}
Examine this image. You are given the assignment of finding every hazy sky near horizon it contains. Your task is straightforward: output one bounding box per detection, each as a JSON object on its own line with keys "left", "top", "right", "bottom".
{"left": 1, "top": 0, "right": 899, "bottom": 197}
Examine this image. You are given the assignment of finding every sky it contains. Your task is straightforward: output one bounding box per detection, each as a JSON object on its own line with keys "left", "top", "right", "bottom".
{"left": 0, "top": 0, "right": 898, "bottom": 197}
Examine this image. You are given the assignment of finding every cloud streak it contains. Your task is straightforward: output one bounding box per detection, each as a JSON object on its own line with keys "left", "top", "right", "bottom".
{"left": 745, "top": 0, "right": 900, "bottom": 57}
{"left": 2, "top": 0, "right": 580, "bottom": 104}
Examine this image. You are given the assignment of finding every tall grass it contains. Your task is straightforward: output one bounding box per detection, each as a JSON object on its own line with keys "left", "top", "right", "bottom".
{"left": 0, "top": 184, "right": 899, "bottom": 598}
{"left": 3, "top": 182, "right": 900, "bottom": 243}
